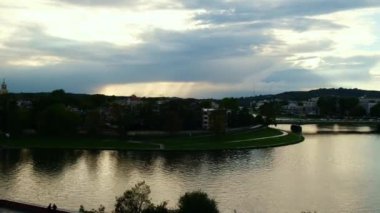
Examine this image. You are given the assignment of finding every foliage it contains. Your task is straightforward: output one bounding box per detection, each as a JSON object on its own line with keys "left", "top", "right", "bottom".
{"left": 209, "top": 109, "right": 226, "bottom": 135}
{"left": 78, "top": 183, "right": 223, "bottom": 213}
{"left": 115, "top": 181, "right": 152, "bottom": 213}
{"left": 178, "top": 191, "right": 219, "bottom": 213}
{"left": 142, "top": 202, "right": 169, "bottom": 213}
{"left": 227, "top": 107, "right": 254, "bottom": 128}
{"left": 0, "top": 95, "right": 20, "bottom": 134}
{"left": 318, "top": 96, "right": 368, "bottom": 117}
{"left": 84, "top": 110, "right": 103, "bottom": 135}
{"left": 259, "top": 102, "right": 280, "bottom": 125}
{"left": 36, "top": 103, "right": 81, "bottom": 136}
{"left": 349, "top": 105, "right": 366, "bottom": 117}
{"left": 220, "top": 98, "right": 239, "bottom": 111}
{"left": 79, "top": 205, "right": 106, "bottom": 213}
{"left": 317, "top": 96, "right": 338, "bottom": 116}
{"left": 338, "top": 97, "right": 359, "bottom": 116}
{"left": 370, "top": 103, "right": 380, "bottom": 117}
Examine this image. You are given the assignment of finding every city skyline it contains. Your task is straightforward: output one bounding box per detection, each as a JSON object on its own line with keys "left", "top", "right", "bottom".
{"left": 1, "top": 0, "right": 380, "bottom": 98}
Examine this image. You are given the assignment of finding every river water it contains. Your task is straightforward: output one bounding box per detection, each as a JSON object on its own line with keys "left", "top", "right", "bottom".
{"left": 1, "top": 124, "right": 380, "bottom": 213}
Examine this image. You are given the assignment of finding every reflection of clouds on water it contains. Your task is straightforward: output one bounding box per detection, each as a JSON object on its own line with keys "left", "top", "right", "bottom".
{"left": 0, "top": 132, "right": 380, "bottom": 212}
{"left": 274, "top": 123, "right": 377, "bottom": 134}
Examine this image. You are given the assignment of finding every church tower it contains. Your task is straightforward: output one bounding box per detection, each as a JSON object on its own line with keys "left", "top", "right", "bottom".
{"left": 0, "top": 79, "right": 8, "bottom": 94}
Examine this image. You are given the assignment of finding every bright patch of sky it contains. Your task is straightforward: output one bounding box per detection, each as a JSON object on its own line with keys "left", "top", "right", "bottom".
{"left": 1, "top": 0, "right": 380, "bottom": 97}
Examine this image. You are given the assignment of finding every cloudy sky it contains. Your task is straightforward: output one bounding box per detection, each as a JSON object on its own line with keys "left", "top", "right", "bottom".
{"left": 1, "top": 0, "right": 380, "bottom": 98}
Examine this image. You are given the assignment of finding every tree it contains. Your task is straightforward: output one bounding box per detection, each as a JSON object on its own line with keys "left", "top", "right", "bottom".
{"left": 142, "top": 202, "right": 169, "bottom": 213}
{"left": 349, "top": 105, "right": 366, "bottom": 117}
{"left": 36, "top": 104, "right": 81, "bottom": 136}
{"left": 178, "top": 191, "right": 219, "bottom": 213}
{"left": 210, "top": 109, "right": 226, "bottom": 135}
{"left": 317, "top": 96, "right": 338, "bottom": 116}
{"left": 338, "top": 97, "right": 359, "bottom": 116}
{"left": 115, "top": 181, "right": 152, "bottom": 213}
{"left": 259, "top": 102, "right": 280, "bottom": 125}
{"left": 370, "top": 103, "right": 380, "bottom": 117}
{"left": 84, "top": 110, "right": 103, "bottom": 135}
{"left": 79, "top": 205, "right": 105, "bottom": 213}
{"left": 220, "top": 98, "right": 239, "bottom": 111}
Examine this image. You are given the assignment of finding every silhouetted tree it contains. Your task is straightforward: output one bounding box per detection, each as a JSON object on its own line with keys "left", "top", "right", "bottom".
{"left": 339, "top": 97, "right": 359, "bottom": 116}
{"left": 317, "top": 96, "right": 338, "bottom": 116}
{"left": 220, "top": 98, "right": 239, "bottom": 111}
{"left": 36, "top": 104, "right": 80, "bottom": 136}
{"left": 259, "top": 102, "right": 280, "bottom": 125}
{"left": 210, "top": 109, "right": 226, "bottom": 135}
{"left": 84, "top": 110, "right": 103, "bottom": 135}
{"left": 79, "top": 205, "right": 105, "bottom": 213}
{"left": 178, "top": 191, "right": 219, "bottom": 213}
{"left": 370, "top": 103, "right": 380, "bottom": 117}
{"left": 115, "top": 181, "right": 152, "bottom": 213}
{"left": 349, "top": 105, "right": 366, "bottom": 117}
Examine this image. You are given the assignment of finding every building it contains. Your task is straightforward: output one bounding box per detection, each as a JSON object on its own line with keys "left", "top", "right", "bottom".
{"left": 17, "top": 100, "right": 33, "bottom": 109}
{"left": 202, "top": 108, "right": 228, "bottom": 132}
{"left": 282, "top": 98, "right": 319, "bottom": 116}
{"left": 113, "top": 95, "right": 143, "bottom": 108}
{"left": 202, "top": 108, "right": 215, "bottom": 130}
{"left": 0, "top": 79, "right": 8, "bottom": 95}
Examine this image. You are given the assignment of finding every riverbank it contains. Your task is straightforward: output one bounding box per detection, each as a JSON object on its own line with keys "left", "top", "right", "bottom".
{"left": 0, "top": 127, "right": 303, "bottom": 151}
{"left": 0, "top": 199, "right": 70, "bottom": 213}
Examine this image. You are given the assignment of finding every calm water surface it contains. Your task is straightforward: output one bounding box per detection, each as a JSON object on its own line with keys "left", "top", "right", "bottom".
{"left": 1, "top": 124, "right": 380, "bottom": 212}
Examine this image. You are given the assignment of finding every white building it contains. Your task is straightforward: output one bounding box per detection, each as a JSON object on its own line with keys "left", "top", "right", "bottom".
{"left": 282, "top": 98, "right": 319, "bottom": 116}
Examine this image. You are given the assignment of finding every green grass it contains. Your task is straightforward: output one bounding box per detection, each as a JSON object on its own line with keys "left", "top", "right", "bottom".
{"left": 0, "top": 128, "right": 304, "bottom": 151}
{"left": 154, "top": 128, "right": 303, "bottom": 150}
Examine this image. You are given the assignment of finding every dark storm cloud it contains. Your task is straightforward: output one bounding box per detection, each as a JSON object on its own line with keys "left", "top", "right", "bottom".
{"left": 2, "top": 24, "right": 280, "bottom": 91}
{"left": 185, "top": 0, "right": 380, "bottom": 24}
{"left": 263, "top": 69, "right": 329, "bottom": 91}
{"left": 265, "top": 69, "right": 325, "bottom": 83}
{"left": 2, "top": 0, "right": 380, "bottom": 96}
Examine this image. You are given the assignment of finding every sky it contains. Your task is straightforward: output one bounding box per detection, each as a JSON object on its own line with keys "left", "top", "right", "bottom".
{"left": 1, "top": 0, "right": 380, "bottom": 98}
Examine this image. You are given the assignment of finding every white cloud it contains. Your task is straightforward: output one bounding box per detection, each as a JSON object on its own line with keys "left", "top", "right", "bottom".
{"left": 369, "top": 62, "right": 380, "bottom": 76}
{"left": 7, "top": 55, "right": 65, "bottom": 67}
{"left": 0, "top": 0, "right": 203, "bottom": 46}
{"left": 1, "top": 0, "right": 380, "bottom": 96}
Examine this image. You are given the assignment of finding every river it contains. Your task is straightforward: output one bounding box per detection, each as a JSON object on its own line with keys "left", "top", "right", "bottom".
{"left": 1, "top": 124, "right": 380, "bottom": 212}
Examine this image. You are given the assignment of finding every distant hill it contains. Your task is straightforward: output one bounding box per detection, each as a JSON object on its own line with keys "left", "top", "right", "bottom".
{"left": 237, "top": 88, "right": 380, "bottom": 106}
{"left": 8, "top": 88, "right": 380, "bottom": 105}
{"left": 275, "top": 88, "right": 380, "bottom": 100}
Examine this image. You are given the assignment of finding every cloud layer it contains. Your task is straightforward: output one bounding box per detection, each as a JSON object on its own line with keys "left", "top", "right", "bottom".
{"left": 1, "top": 0, "right": 380, "bottom": 98}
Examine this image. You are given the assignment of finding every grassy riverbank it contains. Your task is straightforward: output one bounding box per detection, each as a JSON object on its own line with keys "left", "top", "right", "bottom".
{"left": 0, "top": 128, "right": 303, "bottom": 151}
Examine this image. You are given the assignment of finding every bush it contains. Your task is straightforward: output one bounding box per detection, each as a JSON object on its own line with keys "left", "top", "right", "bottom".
{"left": 178, "top": 191, "right": 219, "bottom": 213}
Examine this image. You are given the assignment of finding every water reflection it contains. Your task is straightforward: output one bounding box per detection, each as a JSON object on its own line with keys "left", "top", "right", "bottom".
{"left": 273, "top": 123, "right": 377, "bottom": 134}
{"left": 30, "top": 150, "right": 82, "bottom": 176}
{"left": 1, "top": 125, "right": 380, "bottom": 212}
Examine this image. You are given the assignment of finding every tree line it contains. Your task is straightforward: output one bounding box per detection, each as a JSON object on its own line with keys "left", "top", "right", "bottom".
{"left": 79, "top": 181, "right": 219, "bottom": 213}
{"left": 317, "top": 96, "right": 380, "bottom": 117}
{"left": 0, "top": 90, "right": 258, "bottom": 138}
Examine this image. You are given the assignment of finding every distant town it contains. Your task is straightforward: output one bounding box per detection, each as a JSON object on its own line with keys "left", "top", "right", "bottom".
{"left": 0, "top": 79, "right": 380, "bottom": 138}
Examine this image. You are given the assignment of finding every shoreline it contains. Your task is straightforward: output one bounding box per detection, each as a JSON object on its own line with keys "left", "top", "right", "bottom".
{"left": 0, "top": 128, "right": 304, "bottom": 151}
